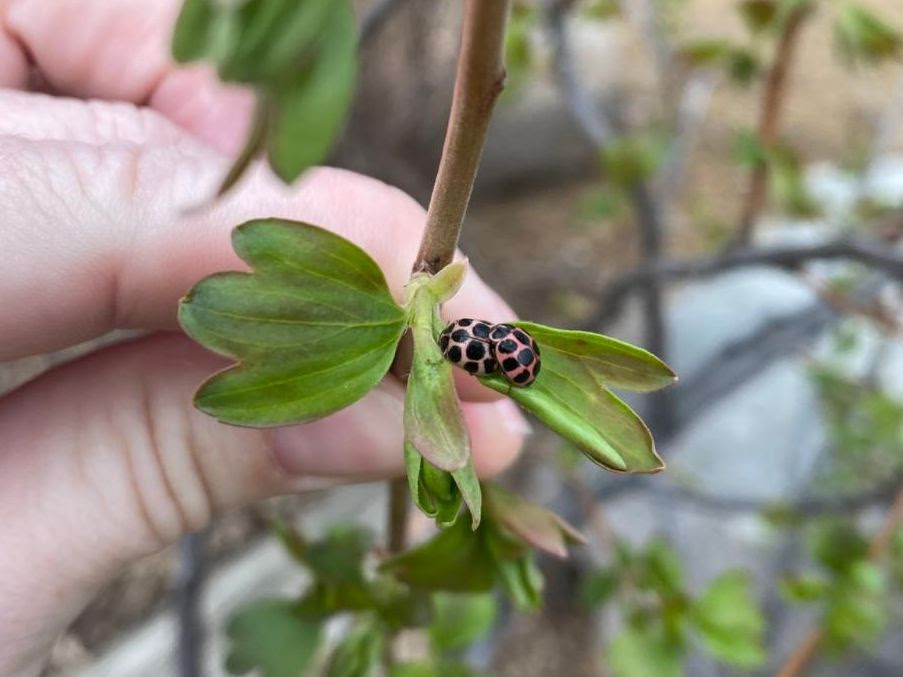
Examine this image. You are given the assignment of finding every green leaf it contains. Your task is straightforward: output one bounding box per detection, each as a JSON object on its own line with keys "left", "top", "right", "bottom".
{"left": 405, "top": 443, "right": 483, "bottom": 529}
{"left": 726, "top": 48, "right": 761, "bottom": 86}
{"left": 823, "top": 564, "right": 888, "bottom": 650}
{"left": 608, "top": 626, "right": 682, "bottom": 677}
{"left": 780, "top": 574, "right": 830, "bottom": 603}
{"left": 600, "top": 135, "right": 666, "bottom": 188}
{"left": 835, "top": 3, "right": 902, "bottom": 66}
{"left": 479, "top": 323, "right": 670, "bottom": 473}
{"left": 485, "top": 485, "right": 586, "bottom": 559}
{"left": 638, "top": 540, "right": 684, "bottom": 596}
{"left": 429, "top": 593, "right": 497, "bottom": 652}
{"left": 492, "top": 552, "right": 544, "bottom": 611}
{"left": 679, "top": 39, "right": 732, "bottom": 66}
{"left": 172, "top": 0, "right": 358, "bottom": 187}
{"left": 581, "top": 567, "right": 620, "bottom": 607}
{"left": 381, "top": 519, "right": 496, "bottom": 593}
{"left": 266, "top": 2, "right": 356, "bottom": 182}
{"left": 810, "top": 521, "right": 869, "bottom": 574}
{"left": 690, "top": 571, "right": 765, "bottom": 669}
{"left": 739, "top": 0, "right": 778, "bottom": 33}
{"left": 326, "top": 620, "right": 385, "bottom": 677}
{"left": 423, "top": 261, "right": 469, "bottom": 304}
{"left": 517, "top": 323, "right": 676, "bottom": 392}
{"left": 179, "top": 218, "right": 406, "bottom": 426}
{"left": 304, "top": 526, "right": 371, "bottom": 585}
{"left": 224, "top": 599, "right": 322, "bottom": 677}
{"left": 404, "top": 280, "right": 471, "bottom": 472}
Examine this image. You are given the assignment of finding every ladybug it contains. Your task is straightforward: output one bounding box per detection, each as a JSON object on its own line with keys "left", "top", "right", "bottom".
{"left": 438, "top": 319, "right": 499, "bottom": 376}
{"left": 489, "top": 323, "right": 541, "bottom": 387}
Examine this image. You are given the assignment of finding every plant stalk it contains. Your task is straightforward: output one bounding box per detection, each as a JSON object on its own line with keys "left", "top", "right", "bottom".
{"left": 774, "top": 485, "right": 903, "bottom": 677}
{"left": 412, "top": 0, "right": 512, "bottom": 274}
{"left": 734, "top": 4, "right": 811, "bottom": 246}
{"left": 387, "top": 0, "right": 511, "bottom": 555}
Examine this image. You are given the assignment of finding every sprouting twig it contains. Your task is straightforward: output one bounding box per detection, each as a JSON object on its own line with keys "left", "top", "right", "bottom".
{"left": 775, "top": 485, "right": 903, "bottom": 677}
{"left": 593, "top": 237, "right": 903, "bottom": 327}
{"left": 412, "top": 0, "right": 512, "bottom": 274}
{"left": 387, "top": 478, "right": 409, "bottom": 554}
{"left": 735, "top": 4, "right": 812, "bottom": 246}
{"left": 391, "top": 0, "right": 511, "bottom": 554}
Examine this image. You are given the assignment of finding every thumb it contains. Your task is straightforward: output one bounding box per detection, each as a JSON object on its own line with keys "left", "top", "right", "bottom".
{"left": 0, "top": 333, "right": 523, "bottom": 676}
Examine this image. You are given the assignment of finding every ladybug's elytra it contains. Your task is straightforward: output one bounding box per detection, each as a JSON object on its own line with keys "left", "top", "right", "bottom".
{"left": 438, "top": 319, "right": 499, "bottom": 375}
{"left": 438, "top": 319, "right": 541, "bottom": 387}
{"left": 488, "top": 323, "right": 541, "bottom": 386}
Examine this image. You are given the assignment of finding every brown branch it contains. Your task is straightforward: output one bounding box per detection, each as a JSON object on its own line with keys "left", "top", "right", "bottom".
{"left": 775, "top": 485, "right": 903, "bottom": 677}
{"left": 593, "top": 237, "right": 903, "bottom": 328}
{"left": 386, "top": 477, "right": 409, "bottom": 554}
{"left": 735, "top": 5, "right": 812, "bottom": 246}
{"left": 412, "top": 0, "right": 512, "bottom": 274}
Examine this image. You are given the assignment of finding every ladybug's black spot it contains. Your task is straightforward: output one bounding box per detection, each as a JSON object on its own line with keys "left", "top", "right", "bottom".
{"left": 496, "top": 339, "right": 517, "bottom": 354}
{"left": 490, "top": 325, "right": 512, "bottom": 340}
{"left": 466, "top": 341, "right": 486, "bottom": 360}
{"left": 472, "top": 323, "right": 491, "bottom": 338}
{"left": 451, "top": 329, "right": 469, "bottom": 342}
{"left": 447, "top": 345, "right": 462, "bottom": 363}
{"left": 513, "top": 329, "right": 531, "bottom": 344}
{"left": 502, "top": 357, "right": 519, "bottom": 371}
{"left": 439, "top": 335, "right": 450, "bottom": 351}
{"left": 517, "top": 348, "right": 535, "bottom": 366}
{"left": 513, "top": 371, "right": 531, "bottom": 384}
{"left": 532, "top": 361, "right": 541, "bottom": 377}
{"left": 484, "top": 358, "right": 498, "bottom": 373}
{"left": 463, "top": 361, "right": 481, "bottom": 374}
{"left": 457, "top": 318, "right": 473, "bottom": 326}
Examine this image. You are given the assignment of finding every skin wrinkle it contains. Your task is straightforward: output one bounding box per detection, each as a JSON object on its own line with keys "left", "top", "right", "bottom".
{"left": 137, "top": 373, "right": 190, "bottom": 544}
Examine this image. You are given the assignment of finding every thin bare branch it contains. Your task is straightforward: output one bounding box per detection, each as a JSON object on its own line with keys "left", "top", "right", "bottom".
{"left": 735, "top": 5, "right": 813, "bottom": 245}
{"left": 594, "top": 237, "right": 903, "bottom": 327}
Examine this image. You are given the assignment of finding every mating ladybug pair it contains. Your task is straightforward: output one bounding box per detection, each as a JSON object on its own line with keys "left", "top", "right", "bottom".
{"left": 438, "top": 319, "right": 541, "bottom": 387}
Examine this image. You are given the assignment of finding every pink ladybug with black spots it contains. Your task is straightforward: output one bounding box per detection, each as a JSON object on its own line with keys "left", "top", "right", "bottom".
{"left": 438, "top": 319, "right": 541, "bottom": 387}
{"left": 488, "top": 323, "right": 541, "bottom": 386}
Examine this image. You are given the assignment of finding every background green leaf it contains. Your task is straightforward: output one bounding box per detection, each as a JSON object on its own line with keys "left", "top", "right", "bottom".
{"left": 485, "top": 485, "right": 586, "bottom": 559}
{"left": 608, "top": 626, "right": 682, "bottom": 677}
{"left": 224, "top": 599, "right": 322, "bottom": 677}
{"left": 429, "top": 593, "right": 497, "bottom": 652}
{"left": 690, "top": 571, "right": 765, "bottom": 669}
{"left": 179, "top": 218, "right": 405, "bottom": 426}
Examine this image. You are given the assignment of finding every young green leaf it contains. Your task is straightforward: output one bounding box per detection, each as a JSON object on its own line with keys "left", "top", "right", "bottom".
{"left": 835, "top": 3, "right": 902, "bottom": 66}
{"left": 608, "top": 626, "right": 682, "bottom": 677}
{"left": 516, "top": 323, "right": 676, "bottom": 392}
{"left": 422, "top": 260, "right": 469, "bottom": 305}
{"left": 179, "top": 218, "right": 406, "bottom": 426}
{"left": 739, "top": 0, "right": 778, "bottom": 33}
{"left": 429, "top": 593, "right": 497, "bottom": 652}
{"left": 485, "top": 485, "right": 586, "bottom": 559}
{"left": 172, "top": 0, "right": 357, "bottom": 188}
{"left": 380, "top": 518, "right": 496, "bottom": 593}
{"left": 224, "top": 599, "right": 322, "bottom": 677}
{"left": 266, "top": 2, "right": 356, "bottom": 182}
{"left": 479, "top": 323, "right": 669, "bottom": 473}
{"left": 404, "top": 281, "right": 471, "bottom": 472}
{"left": 326, "top": 619, "right": 385, "bottom": 677}
{"left": 690, "top": 571, "right": 765, "bottom": 669}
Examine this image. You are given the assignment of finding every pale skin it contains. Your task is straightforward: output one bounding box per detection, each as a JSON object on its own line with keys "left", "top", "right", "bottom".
{"left": 0, "top": 2, "right": 527, "bottom": 674}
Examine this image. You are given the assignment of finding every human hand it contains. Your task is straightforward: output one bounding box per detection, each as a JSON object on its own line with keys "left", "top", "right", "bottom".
{"left": 0, "top": 2, "right": 526, "bottom": 674}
